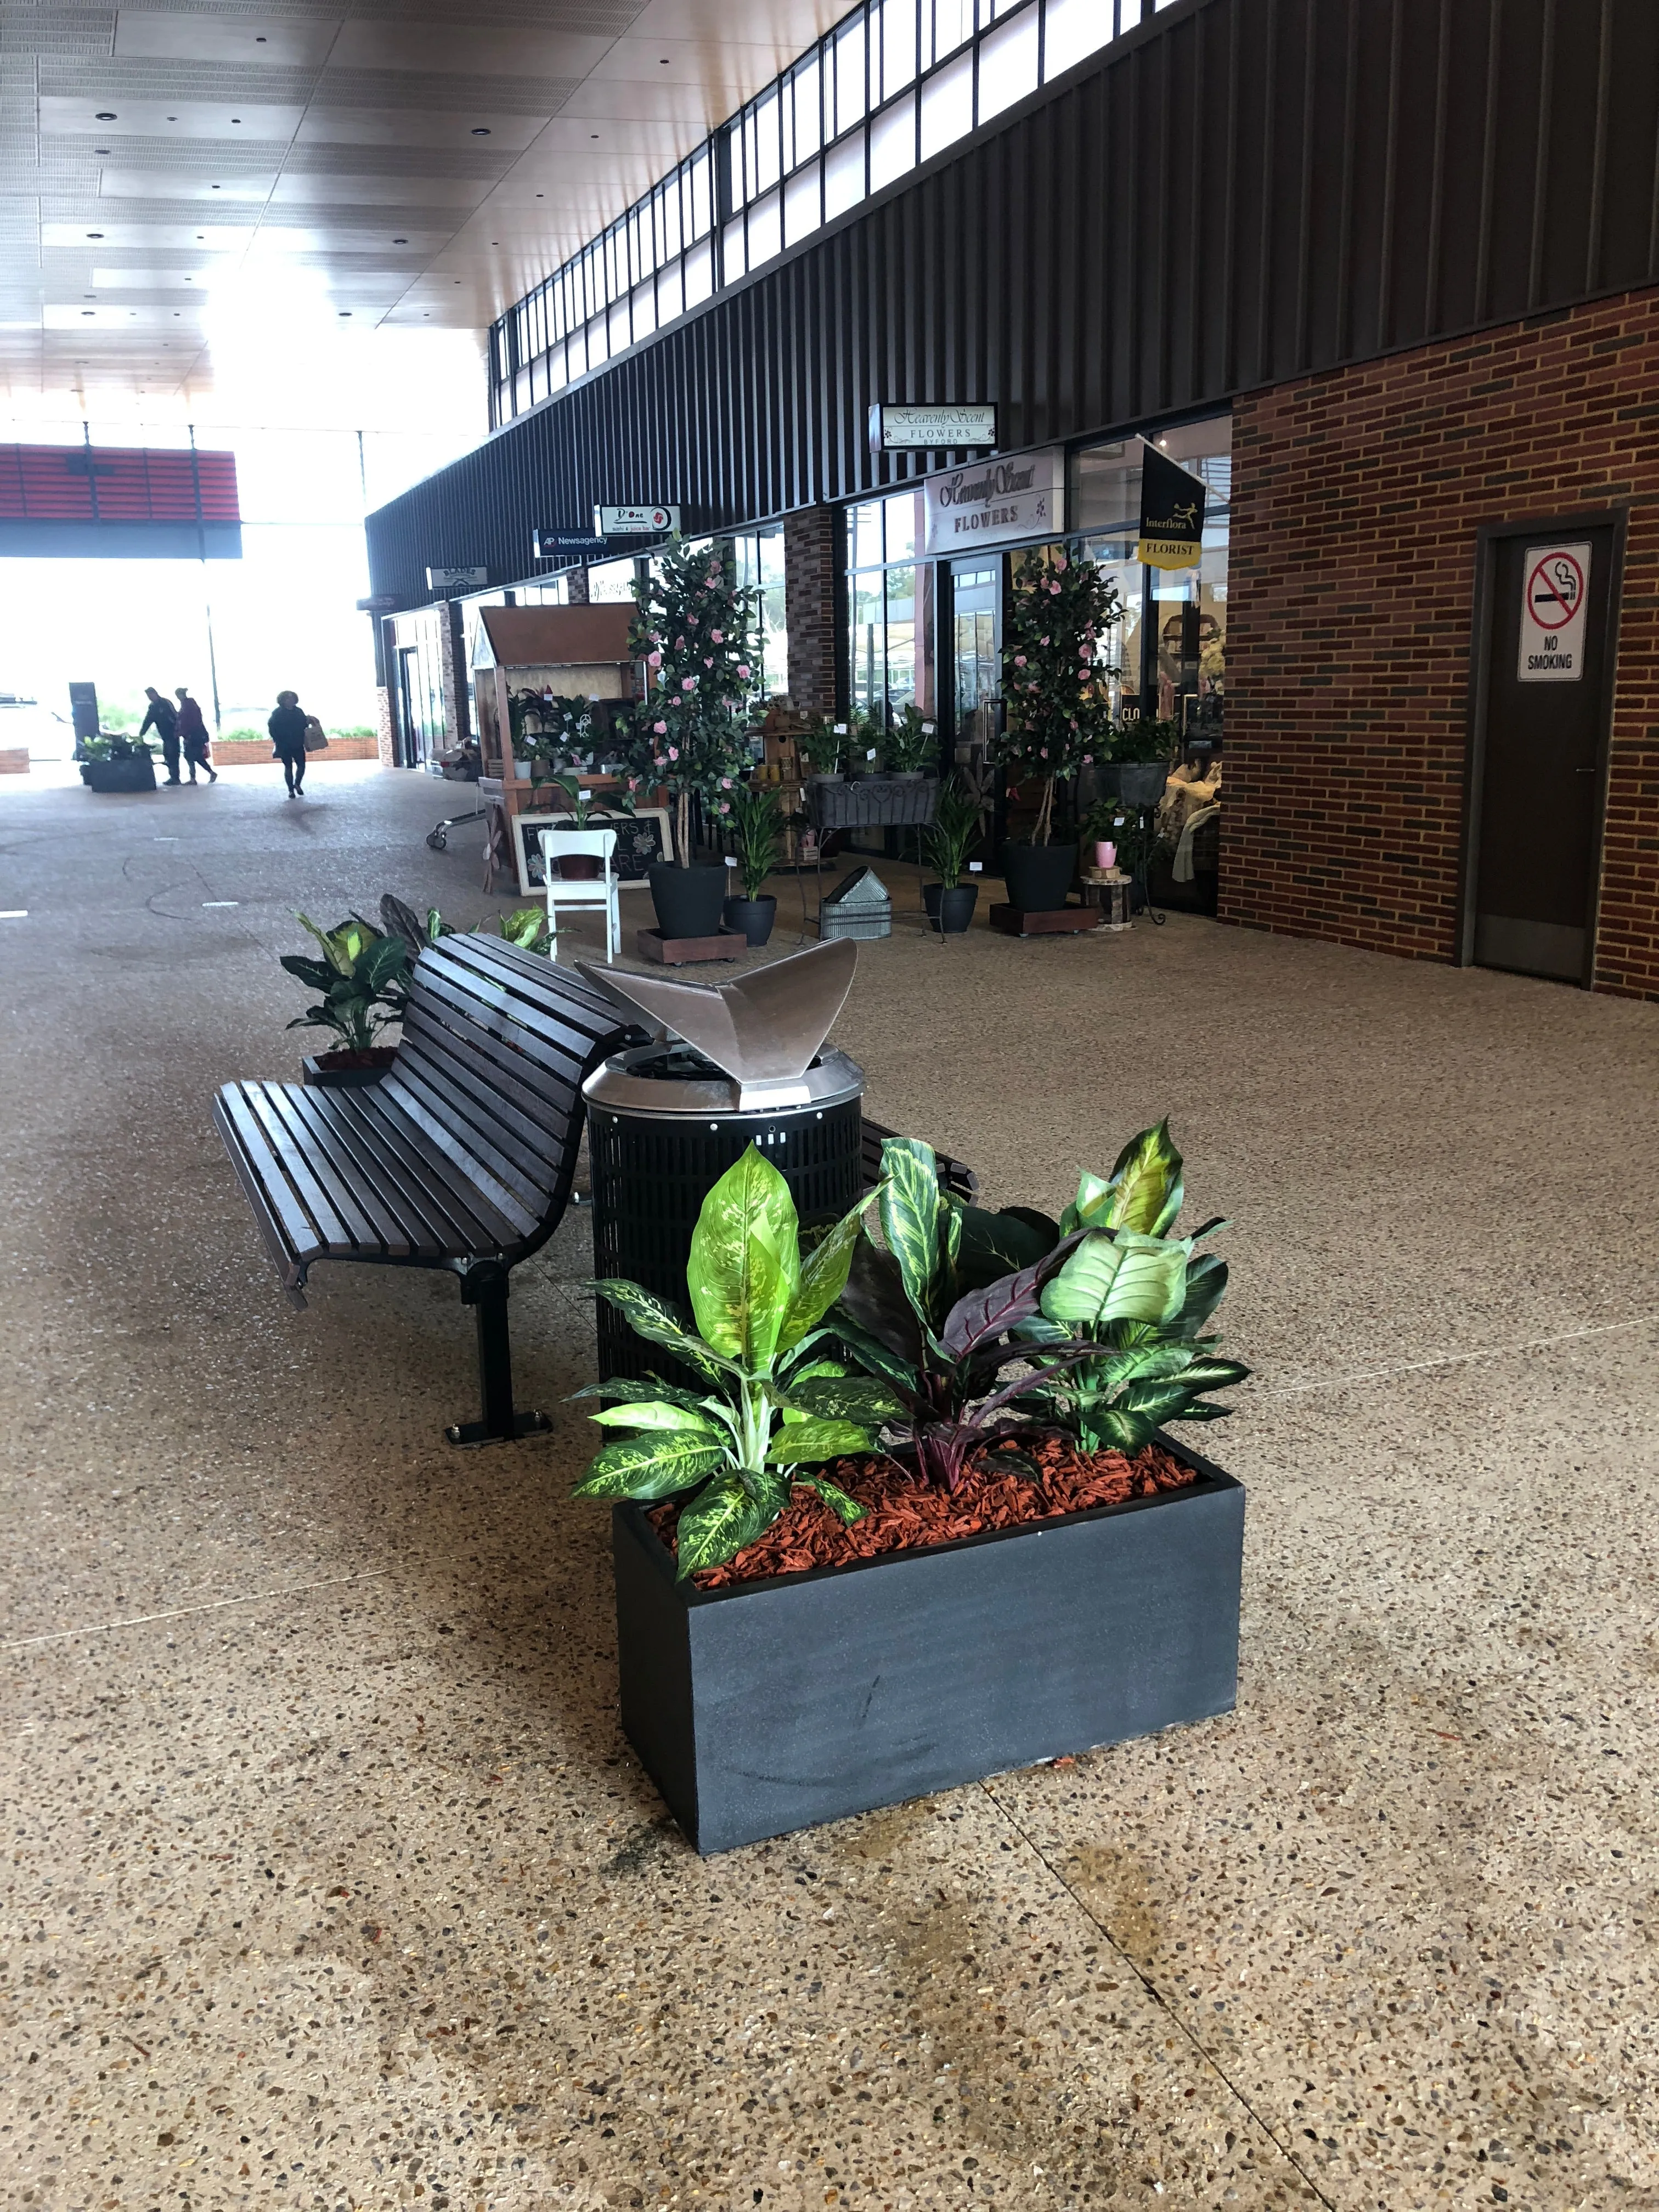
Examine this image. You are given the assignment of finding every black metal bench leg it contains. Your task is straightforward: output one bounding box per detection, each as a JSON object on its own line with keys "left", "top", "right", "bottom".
{"left": 446, "top": 1262, "right": 552, "bottom": 1447}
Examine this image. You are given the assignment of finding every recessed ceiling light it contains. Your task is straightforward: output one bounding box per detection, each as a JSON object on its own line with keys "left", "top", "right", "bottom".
{"left": 87, "top": 230, "right": 103, "bottom": 238}
{"left": 82, "top": 309, "right": 93, "bottom": 315}
{"left": 471, "top": 127, "right": 491, "bottom": 136}
{"left": 393, "top": 236, "right": 407, "bottom": 243}
{"left": 167, "top": 115, "right": 177, "bottom": 121}
{"left": 338, "top": 309, "right": 351, "bottom": 317}
{"left": 232, "top": 117, "right": 242, "bottom": 123}
{"left": 535, "top": 191, "right": 544, "bottom": 198}
{"left": 256, "top": 32, "right": 267, "bottom": 39}
{"left": 95, "top": 146, "right": 109, "bottom": 153}
{"left": 211, "top": 184, "right": 220, "bottom": 189}
{"left": 660, "top": 57, "right": 670, "bottom": 64}
{"left": 591, "top": 133, "right": 599, "bottom": 140}
{"left": 95, "top": 111, "right": 116, "bottom": 121}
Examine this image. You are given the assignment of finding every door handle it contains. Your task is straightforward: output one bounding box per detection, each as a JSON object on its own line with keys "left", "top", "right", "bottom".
{"left": 1575, "top": 766, "right": 1595, "bottom": 775}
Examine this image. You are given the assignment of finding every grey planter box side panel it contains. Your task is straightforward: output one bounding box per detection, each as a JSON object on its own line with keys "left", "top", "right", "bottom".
{"left": 613, "top": 1514, "right": 699, "bottom": 1841}
{"left": 684, "top": 1482, "right": 1242, "bottom": 1850}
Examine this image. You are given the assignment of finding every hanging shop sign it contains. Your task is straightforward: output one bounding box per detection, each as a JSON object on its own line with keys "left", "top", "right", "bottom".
{"left": 921, "top": 448, "right": 1064, "bottom": 556}
{"left": 426, "top": 565, "right": 487, "bottom": 591}
{"left": 593, "top": 503, "right": 680, "bottom": 535}
{"left": 870, "top": 402, "right": 998, "bottom": 453}
{"left": 356, "top": 593, "right": 398, "bottom": 612}
{"left": 1136, "top": 443, "right": 1207, "bottom": 569}
{"left": 534, "top": 529, "right": 609, "bottom": 559}
{"left": 1517, "top": 542, "right": 1591, "bottom": 682}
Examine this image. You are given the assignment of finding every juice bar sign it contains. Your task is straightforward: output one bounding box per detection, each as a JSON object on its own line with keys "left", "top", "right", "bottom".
{"left": 922, "top": 449, "right": 1064, "bottom": 556}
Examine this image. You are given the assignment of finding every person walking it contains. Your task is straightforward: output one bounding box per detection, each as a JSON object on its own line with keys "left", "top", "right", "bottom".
{"left": 175, "top": 686, "right": 216, "bottom": 783}
{"left": 139, "top": 685, "right": 182, "bottom": 784}
{"left": 268, "top": 689, "right": 309, "bottom": 798}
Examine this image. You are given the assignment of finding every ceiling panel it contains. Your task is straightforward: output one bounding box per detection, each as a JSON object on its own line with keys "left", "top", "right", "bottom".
{"left": 0, "top": 0, "right": 847, "bottom": 405}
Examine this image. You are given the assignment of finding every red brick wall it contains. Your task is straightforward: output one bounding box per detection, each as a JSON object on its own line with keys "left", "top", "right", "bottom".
{"left": 784, "top": 504, "right": 842, "bottom": 717}
{"left": 1223, "top": 288, "right": 1659, "bottom": 1002}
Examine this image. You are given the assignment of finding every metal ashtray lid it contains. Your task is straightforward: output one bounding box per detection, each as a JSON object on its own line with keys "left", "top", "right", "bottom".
{"left": 577, "top": 938, "right": 859, "bottom": 1111}
{"left": 583, "top": 1042, "right": 864, "bottom": 1120}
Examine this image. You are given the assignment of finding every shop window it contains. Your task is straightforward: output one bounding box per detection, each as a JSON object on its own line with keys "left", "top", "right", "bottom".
{"left": 977, "top": 7, "right": 1040, "bottom": 120}
{"left": 730, "top": 527, "right": 789, "bottom": 698}
{"left": 919, "top": 51, "right": 974, "bottom": 160}
{"left": 845, "top": 489, "right": 930, "bottom": 731}
{"left": 588, "top": 557, "right": 640, "bottom": 604}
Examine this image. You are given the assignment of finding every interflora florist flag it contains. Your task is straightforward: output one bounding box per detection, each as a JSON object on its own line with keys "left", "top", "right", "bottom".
{"left": 1136, "top": 443, "right": 1206, "bottom": 571}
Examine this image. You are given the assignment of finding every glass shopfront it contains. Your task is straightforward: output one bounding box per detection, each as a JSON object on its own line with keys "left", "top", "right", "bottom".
{"left": 845, "top": 489, "right": 935, "bottom": 731}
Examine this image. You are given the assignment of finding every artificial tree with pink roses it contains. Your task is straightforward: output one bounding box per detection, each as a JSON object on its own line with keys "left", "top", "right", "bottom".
{"left": 995, "top": 549, "right": 1121, "bottom": 845}
{"left": 627, "top": 539, "right": 760, "bottom": 867}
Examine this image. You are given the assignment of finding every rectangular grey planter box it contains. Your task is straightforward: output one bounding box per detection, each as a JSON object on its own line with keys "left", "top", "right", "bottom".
{"left": 612, "top": 1438, "right": 1244, "bottom": 1854}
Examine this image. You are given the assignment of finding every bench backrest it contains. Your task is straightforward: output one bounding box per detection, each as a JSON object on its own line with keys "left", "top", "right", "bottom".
{"left": 383, "top": 934, "right": 633, "bottom": 1243}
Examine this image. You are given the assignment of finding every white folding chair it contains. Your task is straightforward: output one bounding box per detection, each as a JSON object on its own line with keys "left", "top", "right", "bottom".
{"left": 538, "top": 825, "right": 620, "bottom": 962}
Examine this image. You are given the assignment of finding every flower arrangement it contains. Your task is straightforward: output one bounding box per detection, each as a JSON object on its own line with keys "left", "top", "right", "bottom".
{"left": 627, "top": 540, "right": 760, "bottom": 866}
{"left": 994, "top": 549, "right": 1121, "bottom": 844}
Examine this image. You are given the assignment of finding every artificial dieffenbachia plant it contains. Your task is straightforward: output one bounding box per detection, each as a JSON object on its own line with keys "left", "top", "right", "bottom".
{"left": 572, "top": 1146, "right": 897, "bottom": 1575}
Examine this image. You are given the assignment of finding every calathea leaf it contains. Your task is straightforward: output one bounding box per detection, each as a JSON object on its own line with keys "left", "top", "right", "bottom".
{"left": 586, "top": 1278, "right": 732, "bottom": 1384}
{"left": 763, "top": 1417, "right": 873, "bottom": 1465}
{"left": 585, "top": 1401, "right": 721, "bottom": 1435}
{"left": 940, "top": 1231, "right": 1087, "bottom": 1358}
{"left": 778, "top": 1198, "right": 868, "bottom": 1351}
{"left": 675, "top": 1474, "right": 771, "bottom": 1576}
{"left": 572, "top": 1432, "right": 728, "bottom": 1500}
{"left": 838, "top": 1240, "right": 926, "bottom": 1366}
{"left": 803, "top": 1472, "right": 865, "bottom": 1524}
{"left": 826, "top": 1316, "right": 923, "bottom": 1402}
{"left": 686, "top": 1144, "right": 799, "bottom": 1367}
{"left": 955, "top": 1204, "right": 1060, "bottom": 1291}
{"left": 878, "top": 1138, "right": 945, "bottom": 1325}
{"left": 784, "top": 1375, "right": 906, "bottom": 1424}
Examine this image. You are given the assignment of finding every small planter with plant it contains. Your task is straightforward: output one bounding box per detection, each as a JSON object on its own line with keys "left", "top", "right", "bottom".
{"left": 627, "top": 540, "right": 759, "bottom": 943}
{"left": 78, "top": 732, "right": 157, "bottom": 793}
{"left": 883, "top": 702, "right": 939, "bottom": 781}
{"left": 722, "top": 783, "right": 783, "bottom": 946}
{"left": 282, "top": 913, "right": 411, "bottom": 1085}
{"left": 994, "top": 550, "right": 1120, "bottom": 915}
{"left": 1113, "top": 714, "right": 1178, "bottom": 809}
{"left": 532, "top": 771, "right": 636, "bottom": 879}
{"left": 921, "top": 776, "right": 983, "bottom": 935}
{"left": 589, "top": 1118, "right": 1249, "bottom": 1854}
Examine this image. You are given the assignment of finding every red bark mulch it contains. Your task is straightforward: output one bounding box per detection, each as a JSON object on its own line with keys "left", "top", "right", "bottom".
{"left": 647, "top": 1435, "right": 1198, "bottom": 1590}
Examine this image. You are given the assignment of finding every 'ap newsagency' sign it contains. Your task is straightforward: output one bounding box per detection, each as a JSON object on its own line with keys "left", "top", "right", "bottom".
{"left": 922, "top": 449, "right": 1064, "bottom": 556}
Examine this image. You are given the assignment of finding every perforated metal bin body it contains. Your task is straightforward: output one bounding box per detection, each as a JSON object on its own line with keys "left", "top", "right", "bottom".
{"left": 584, "top": 1043, "right": 864, "bottom": 1386}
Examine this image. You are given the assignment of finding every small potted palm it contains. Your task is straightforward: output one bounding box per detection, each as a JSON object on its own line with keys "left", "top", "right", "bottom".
{"left": 922, "top": 776, "right": 981, "bottom": 935}
{"left": 282, "top": 913, "right": 410, "bottom": 1085}
{"left": 723, "top": 783, "right": 782, "bottom": 946}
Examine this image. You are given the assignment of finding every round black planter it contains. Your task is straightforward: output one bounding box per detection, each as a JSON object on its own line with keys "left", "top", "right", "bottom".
{"left": 723, "top": 893, "right": 777, "bottom": 947}
{"left": 1000, "top": 840, "right": 1078, "bottom": 913}
{"left": 924, "top": 882, "right": 978, "bottom": 935}
{"left": 648, "top": 861, "right": 728, "bottom": 939}
{"left": 1118, "top": 760, "right": 1170, "bottom": 809}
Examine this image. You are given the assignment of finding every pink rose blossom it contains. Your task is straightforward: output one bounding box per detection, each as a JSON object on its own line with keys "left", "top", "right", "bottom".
{"left": 653, "top": 719, "right": 668, "bottom": 735}
{"left": 710, "top": 629, "right": 724, "bottom": 643}
{"left": 1014, "top": 655, "right": 1026, "bottom": 668}
{"left": 1040, "top": 747, "right": 1049, "bottom": 759}
{"left": 1049, "top": 583, "right": 1062, "bottom": 596}
{"left": 736, "top": 664, "right": 751, "bottom": 679}
{"left": 1053, "top": 555, "right": 1068, "bottom": 572}
{"left": 681, "top": 676, "right": 696, "bottom": 691}
{"left": 668, "top": 747, "right": 679, "bottom": 762}
{"left": 647, "top": 650, "right": 663, "bottom": 669}
{"left": 1040, "top": 636, "right": 1050, "bottom": 646}
{"left": 720, "top": 777, "right": 732, "bottom": 789}
{"left": 704, "top": 656, "right": 714, "bottom": 667}
{"left": 1082, "top": 755, "right": 1093, "bottom": 767}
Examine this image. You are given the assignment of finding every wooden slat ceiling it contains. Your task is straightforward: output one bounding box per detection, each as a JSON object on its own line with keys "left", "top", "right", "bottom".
{"left": 0, "top": 0, "right": 843, "bottom": 401}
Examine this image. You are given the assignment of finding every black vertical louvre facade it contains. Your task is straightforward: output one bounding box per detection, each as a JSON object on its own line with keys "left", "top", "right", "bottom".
{"left": 367, "top": 0, "right": 1659, "bottom": 607}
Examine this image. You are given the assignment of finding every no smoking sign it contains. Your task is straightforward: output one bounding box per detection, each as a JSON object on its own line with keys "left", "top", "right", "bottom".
{"left": 1517, "top": 541, "right": 1590, "bottom": 683}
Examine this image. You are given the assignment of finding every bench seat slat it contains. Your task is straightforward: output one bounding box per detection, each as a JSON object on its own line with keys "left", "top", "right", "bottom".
{"left": 384, "top": 1046, "right": 570, "bottom": 1212}
{"left": 335, "top": 1088, "right": 523, "bottom": 1251}
{"left": 259, "top": 1084, "right": 401, "bottom": 1258}
{"left": 236, "top": 1084, "right": 360, "bottom": 1257}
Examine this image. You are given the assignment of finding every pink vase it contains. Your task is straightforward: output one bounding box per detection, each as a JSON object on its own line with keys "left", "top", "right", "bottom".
{"left": 1093, "top": 840, "right": 1116, "bottom": 870}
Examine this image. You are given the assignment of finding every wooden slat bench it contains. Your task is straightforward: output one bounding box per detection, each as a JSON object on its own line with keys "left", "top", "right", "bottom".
{"left": 215, "top": 933, "right": 637, "bottom": 1445}
{"left": 217, "top": 933, "right": 980, "bottom": 1445}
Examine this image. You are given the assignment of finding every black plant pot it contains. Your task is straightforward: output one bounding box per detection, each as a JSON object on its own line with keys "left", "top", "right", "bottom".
{"left": 722, "top": 894, "right": 777, "bottom": 947}
{"left": 1118, "top": 760, "right": 1170, "bottom": 809}
{"left": 924, "top": 882, "right": 978, "bottom": 935}
{"left": 648, "top": 861, "right": 728, "bottom": 940}
{"left": 1000, "top": 840, "right": 1078, "bottom": 913}
{"left": 612, "top": 1436, "right": 1244, "bottom": 1855}
{"left": 80, "top": 756, "right": 157, "bottom": 793}
{"left": 302, "top": 1046, "right": 398, "bottom": 1088}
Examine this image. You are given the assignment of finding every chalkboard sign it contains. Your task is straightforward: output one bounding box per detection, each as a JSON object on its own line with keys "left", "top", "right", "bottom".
{"left": 512, "top": 806, "right": 672, "bottom": 894}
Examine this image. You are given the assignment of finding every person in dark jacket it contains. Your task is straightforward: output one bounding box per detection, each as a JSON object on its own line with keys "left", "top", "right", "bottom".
{"left": 268, "top": 690, "right": 308, "bottom": 797}
{"left": 139, "top": 686, "right": 182, "bottom": 783}
{"left": 174, "top": 686, "right": 216, "bottom": 783}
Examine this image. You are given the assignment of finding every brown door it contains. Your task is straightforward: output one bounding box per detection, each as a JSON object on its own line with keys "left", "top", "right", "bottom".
{"left": 1469, "top": 524, "right": 1617, "bottom": 983}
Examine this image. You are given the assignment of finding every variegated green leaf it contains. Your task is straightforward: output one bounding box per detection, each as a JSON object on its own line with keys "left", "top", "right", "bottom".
{"left": 778, "top": 1197, "right": 868, "bottom": 1351}
{"left": 687, "top": 1144, "right": 800, "bottom": 1367}
{"left": 785, "top": 1375, "right": 906, "bottom": 1424}
{"left": 1060, "top": 1169, "right": 1114, "bottom": 1237}
{"left": 763, "top": 1417, "right": 873, "bottom": 1465}
{"left": 586, "top": 1277, "right": 731, "bottom": 1384}
{"left": 572, "top": 1432, "right": 729, "bottom": 1500}
{"left": 878, "top": 1137, "right": 944, "bottom": 1325}
{"left": 675, "top": 1474, "right": 771, "bottom": 1576}
{"left": 568, "top": 1375, "right": 713, "bottom": 1415}
{"left": 1104, "top": 1119, "right": 1185, "bottom": 1235}
{"left": 1041, "top": 1231, "right": 1188, "bottom": 1330}
{"left": 586, "top": 1400, "right": 721, "bottom": 1434}
{"left": 804, "top": 1472, "right": 865, "bottom": 1525}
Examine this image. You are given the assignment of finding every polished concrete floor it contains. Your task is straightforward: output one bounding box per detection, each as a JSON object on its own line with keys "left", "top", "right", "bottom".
{"left": 2, "top": 761, "right": 1656, "bottom": 2212}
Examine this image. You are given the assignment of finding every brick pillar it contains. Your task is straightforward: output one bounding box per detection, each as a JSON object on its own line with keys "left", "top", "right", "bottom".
{"left": 565, "top": 566, "right": 590, "bottom": 605}
{"left": 437, "top": 600, "right": 470, "bottom": 745}
{"left": 784, "top": 503, "right": 841, "bottom": 716}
